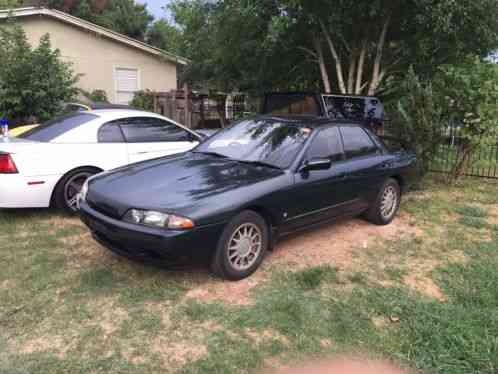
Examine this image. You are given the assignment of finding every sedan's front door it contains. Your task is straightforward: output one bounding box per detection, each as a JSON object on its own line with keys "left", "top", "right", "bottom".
{"left": 281, "top": 126, "right": 353, "bottom": 232}
{"left": 118, "top": 117, "right": 199, "bottom": 163}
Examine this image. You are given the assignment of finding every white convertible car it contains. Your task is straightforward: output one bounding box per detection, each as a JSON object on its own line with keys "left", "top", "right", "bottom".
{"left": 0, "top": 109, "right": 204, "bottom": 212}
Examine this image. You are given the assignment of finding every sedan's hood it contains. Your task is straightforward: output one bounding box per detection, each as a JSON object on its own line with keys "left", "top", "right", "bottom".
{"left": 86, "top": 152, "right": 283, "bottom": 219}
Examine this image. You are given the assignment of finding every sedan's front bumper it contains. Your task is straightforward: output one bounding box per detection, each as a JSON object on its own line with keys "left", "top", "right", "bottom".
{"left": 79, "top": 201, "right": 225, "bottom": 264}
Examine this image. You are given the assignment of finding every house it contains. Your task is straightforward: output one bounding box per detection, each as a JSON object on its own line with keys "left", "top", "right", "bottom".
{"left": 0, "top": 7, "right": 188, "bottom": 105}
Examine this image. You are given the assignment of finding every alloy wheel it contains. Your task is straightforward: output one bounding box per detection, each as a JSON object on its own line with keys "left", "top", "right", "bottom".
{"left": 227, "top": 223, "right": 263, "bottom": 271}
{"left": 64, "top": 172, "right": 92, "bottom": 212}
{"left": 380, "top": 185, "right": 398, "bottom": 220}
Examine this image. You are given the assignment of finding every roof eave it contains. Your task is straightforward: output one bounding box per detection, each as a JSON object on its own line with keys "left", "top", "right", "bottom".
{"left": 0, "top": 7, "right": 189, "bottom": 66}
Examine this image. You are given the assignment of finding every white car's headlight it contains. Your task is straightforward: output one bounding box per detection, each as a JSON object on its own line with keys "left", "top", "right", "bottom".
{"left": 123, "top": 209, "right": 194, "bottom": 230}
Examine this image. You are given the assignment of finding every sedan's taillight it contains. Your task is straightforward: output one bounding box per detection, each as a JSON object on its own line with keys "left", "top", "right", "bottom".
{"left": 0, "top": 154, "right": 18, "bottom": 174}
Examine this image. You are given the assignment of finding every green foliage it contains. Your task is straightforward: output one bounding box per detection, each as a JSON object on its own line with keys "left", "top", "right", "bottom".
{"left": 387, "top": 68, "right": 447, "bottom": 177}
{"left": 146, "top": 19, "right": 184, "bottom": 55}
{"left": 167, "top": 0, "right": 498, "bottom": 94}
{"left": 130, "top": 90, "right": 154, "bottom": 111}
{"left": 47, "top": 0, "right": 154, "bottom": 41}
{"left": 0, "top": 0, "right": 19, "bottom": 9}
{"left": 434, "top": 57, "right": 498, "bottom": 181}
{"left": 0, "top": 25, "right": 79, "bottom": 123}
{"left": 81, "top": 89, "right": 109, "bottom": 103}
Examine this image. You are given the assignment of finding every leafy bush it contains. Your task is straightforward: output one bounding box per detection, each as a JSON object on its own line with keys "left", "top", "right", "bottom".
{"left": 0, "top": 24, "right": 79, "bottom": 123}
{"left": 81, "top": 89, "right": 109, "bottom": 103}
{"left": 434, "top": 57, "right": 498, "bottom": 182}
{"left": 387, "top": 68, "right": 447, "bottom": 178}
{"left": 130, "top": 90, "right": 155, "bottom": 111}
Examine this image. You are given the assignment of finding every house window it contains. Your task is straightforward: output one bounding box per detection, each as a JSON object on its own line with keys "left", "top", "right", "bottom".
{"left": 115, "top": 67, "right": 139, "bottom": 105}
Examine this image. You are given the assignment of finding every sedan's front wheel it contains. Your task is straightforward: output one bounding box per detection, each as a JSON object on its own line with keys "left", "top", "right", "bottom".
{"left": 211, "top": 210, "right": 269, "bottom": 281}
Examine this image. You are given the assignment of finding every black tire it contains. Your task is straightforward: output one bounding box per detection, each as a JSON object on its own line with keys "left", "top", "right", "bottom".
{"left": 365, "top": 178, "right": 401, "bottom": 226}
{"left": 211, "top": 210, "right": 269, "bottom": 281}
{"left": 53, "top": 167, "right": 98, "bottom": 214}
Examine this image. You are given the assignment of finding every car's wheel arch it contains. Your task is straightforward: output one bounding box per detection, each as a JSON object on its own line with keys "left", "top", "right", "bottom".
{"left": 242, "top": 205, "right": 279, "bottom": 250}
{"left": 390, "top": 174, "right": 405, "bottom": 193}
{"left": 50, "top": 165, "right": 103, "bottom": 207}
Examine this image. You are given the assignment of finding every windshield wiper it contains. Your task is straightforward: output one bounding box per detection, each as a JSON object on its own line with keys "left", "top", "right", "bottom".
{"left": 234, "top": 160, "right": 282, "bottom": 170}
{"left": 193, "top": 151, "right": 229, "bottom": 158}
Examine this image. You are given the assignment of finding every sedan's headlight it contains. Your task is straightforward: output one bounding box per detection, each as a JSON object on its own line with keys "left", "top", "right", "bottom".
{"left": 76, "top": 179, "right": 89, "bottom": 209}
{"left": 123, "top": 209, "right": 194, "bottom": 230}
{"left": 80, "top": 179, "right": 89, "bottom": 201}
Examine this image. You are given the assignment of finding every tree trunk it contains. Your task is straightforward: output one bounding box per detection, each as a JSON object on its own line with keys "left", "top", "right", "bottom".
{"left": 355, "top": 39, "right": 367, "bottom": 94}
{"left": 368, "top": 16, "right": 391, "bottom": 95}
{"left": 319, "top": 19, "right": 346, "bottom": 94}
{"left": 347, "top": 52, "right": 356, "bottom": 94}
{"left": 312, "top": 36, "right": 331, "bottom": 94}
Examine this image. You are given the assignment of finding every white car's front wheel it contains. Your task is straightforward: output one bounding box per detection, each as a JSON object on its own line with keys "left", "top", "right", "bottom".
{"left": 54, "top": 168, "right": 99, "bottom": 214}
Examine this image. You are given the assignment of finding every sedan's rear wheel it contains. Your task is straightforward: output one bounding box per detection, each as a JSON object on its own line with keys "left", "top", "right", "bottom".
{"left": 211, "top": 211, "right": 269, "bottom": 280}
{"left": 365, "top": 178, "right": 401, "bottom": 225}
{"left": 54, "top": 168, "right": 98, "bottom": 214}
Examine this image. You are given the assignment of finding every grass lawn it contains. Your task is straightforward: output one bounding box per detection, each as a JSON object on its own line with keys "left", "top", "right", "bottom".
{"left": 1, "top": 176, "right": 498, "bottom": 373}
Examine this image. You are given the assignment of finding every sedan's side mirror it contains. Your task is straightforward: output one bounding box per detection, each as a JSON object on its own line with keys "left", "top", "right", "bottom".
{"left": 300, "top": 158, "right": 332, "bottom": 173}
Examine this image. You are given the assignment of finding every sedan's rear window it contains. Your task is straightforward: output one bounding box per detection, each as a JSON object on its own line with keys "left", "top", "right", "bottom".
{"left": 19, "top": 113, "right": 98, "bottom": 142}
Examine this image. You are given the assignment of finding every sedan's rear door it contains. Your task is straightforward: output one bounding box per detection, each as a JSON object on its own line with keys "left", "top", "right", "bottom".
{"left": 117, "top": 117, "right": 199, "bottom": 163}
{"left": 338, "top": 125, "right": 391, "bottom": 209}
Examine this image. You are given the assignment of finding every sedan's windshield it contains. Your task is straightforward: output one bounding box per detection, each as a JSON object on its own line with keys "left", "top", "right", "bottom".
{"left": 195, "top": 118, "right": 311, "bottom": 169}
{"left": 19, "top": 113, "right": 98, "bottom": 142}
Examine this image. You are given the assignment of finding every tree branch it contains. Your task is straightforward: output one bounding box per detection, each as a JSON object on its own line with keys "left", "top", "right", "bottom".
{"left": 369, "top": 14, "right": 391, "bottom": 95}
{"left": 355, "top": 39, "right": 367, "bottom": 94}
{"left": 319, "top": 18, "right": 346, "bottom": 94}
{"left": 312, "top": 35, "right": 331, "bottom": 93}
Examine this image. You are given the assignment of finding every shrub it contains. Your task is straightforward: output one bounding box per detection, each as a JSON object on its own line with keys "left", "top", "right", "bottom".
{"left": 0, "top": 24, "right": 79, "bottom": 123}
{"left": 386, "top": 68, "right": 447, "bottom": 178}
{"left": 434, "top": 57, "right": 498, "bottom": 182}
{"left": 130, "top": 89, "right": 155, "bottom": 111}
{"left": 81, "top": 89, "right": 109, "bottom": 103}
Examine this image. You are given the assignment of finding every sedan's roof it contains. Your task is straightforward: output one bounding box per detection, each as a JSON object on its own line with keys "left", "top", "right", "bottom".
{"left": 254, "top": 115, "right": 362, "bottom": 128}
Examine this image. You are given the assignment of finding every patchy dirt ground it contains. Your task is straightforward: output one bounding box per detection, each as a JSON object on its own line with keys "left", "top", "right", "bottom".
{"left": 184, "top": 213, "right": 422, "bottom": 305}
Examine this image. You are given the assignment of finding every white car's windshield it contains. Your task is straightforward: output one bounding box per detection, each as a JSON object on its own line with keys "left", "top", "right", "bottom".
{"left": 195, "top": 118, "right": 312, "bottom": 169}
{"left": 19, "top": 113, "right": 98, "bottom": 142}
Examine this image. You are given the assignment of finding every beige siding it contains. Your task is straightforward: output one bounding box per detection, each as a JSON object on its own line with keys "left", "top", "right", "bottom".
{"left": 20, "top": 16, "right": 177, "bottom": 103}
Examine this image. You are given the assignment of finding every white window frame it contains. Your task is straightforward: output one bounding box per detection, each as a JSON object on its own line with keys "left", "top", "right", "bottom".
{"left": 113, "top": 66, "right": 141, "bottom": 105}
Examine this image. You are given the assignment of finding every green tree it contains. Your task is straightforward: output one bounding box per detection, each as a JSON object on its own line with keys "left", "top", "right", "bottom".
{"left": 0, "top": 25, "right": 79, "bottom": 122}
{"left": 434, "top": 57, "right": 498, "bottom": 182}
{"left": 44, "top": 0, "right": 153, "bottom": 41}
{"left": 0, "top": 0, "right": 20, "bottom": 8}
{"left": 387, "top": 68, "right": 447, "bottom": 178}
{"left": 168, "top": 0, "right": 498, "bottom": 95}
{"left": 147, "top": 19, "right": 183, "bottom": 55}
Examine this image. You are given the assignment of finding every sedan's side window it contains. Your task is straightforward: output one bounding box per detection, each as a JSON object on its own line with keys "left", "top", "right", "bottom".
{"left": 98, "top": 122, "right": 125, "bottom": 143}
{"left": 119, "top": 117, "right": 192, "bottom": 143}
{"left": 340, "top": 126, "right": 379, "bottom": 159}
{"left": 306, "top": 127, "right": 344, "bottom": 162}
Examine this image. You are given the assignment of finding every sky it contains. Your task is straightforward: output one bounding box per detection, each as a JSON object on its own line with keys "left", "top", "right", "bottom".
{"left": 136, "top": 0, "right": 170, "bottom": 20}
